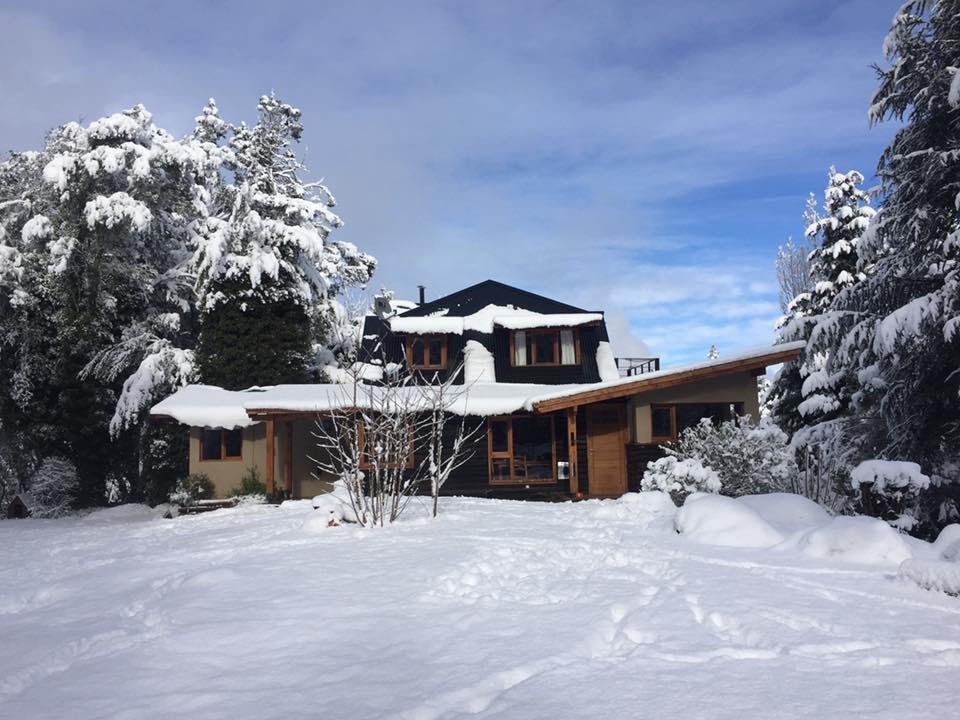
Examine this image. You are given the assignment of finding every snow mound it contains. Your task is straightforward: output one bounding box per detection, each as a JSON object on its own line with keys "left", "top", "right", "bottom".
{"left": 675, "top": 493, "right": 784, "bottom": 548}
{"left": 737, "top": 493, "right": 830, "bottom": 535}
{"left": 933, "top": 524, "right": 960, "bottom": 560}
{"left": 898, "top": 559, "right": 960, "bottom": 596}
{"left": 590, "top": 491, "right": 677, "bottom": 529}
{"left": 794, "top": 516, "right": 913, "bottom": 566}
{"left": 82, "top": 504, "right": 169, "bottom": 524}
{"left": 304, "top": 494, "right": 356, "bottom": 530}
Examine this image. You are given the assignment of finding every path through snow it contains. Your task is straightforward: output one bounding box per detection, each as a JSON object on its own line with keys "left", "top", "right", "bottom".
{"left": 1, "top": 497, "right": 958, "bottom": 719}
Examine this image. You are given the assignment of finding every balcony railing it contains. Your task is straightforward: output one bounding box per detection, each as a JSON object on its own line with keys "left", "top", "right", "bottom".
{"left": 614, "top": 357, "right": 660, "bottom": 377}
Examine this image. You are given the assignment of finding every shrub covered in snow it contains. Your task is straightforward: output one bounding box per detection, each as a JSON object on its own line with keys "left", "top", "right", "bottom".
{"left": 641, "top": 456, "right": 721, "bottom": 503}
{"left": 29, "top": 457, "right": 79, "bottom": 518}
{"left": 169, "top": 473, "right": 215, "bottom": 506}
{"left": 662, "top": 416, "right": 797, "bottom": 497}
{"left": 851, "top": 460, "right": 930, "bottom": 532}
{"left": 231, "top": 466, "right": 266, "bottom": 498}
{"left": 793, "top": 515, "right": 914, "bottom": 566}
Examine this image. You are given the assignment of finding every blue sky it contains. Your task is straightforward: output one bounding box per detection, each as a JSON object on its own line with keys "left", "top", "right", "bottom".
{"left": 1, "top": 0, "right": 903, "bottom": 364}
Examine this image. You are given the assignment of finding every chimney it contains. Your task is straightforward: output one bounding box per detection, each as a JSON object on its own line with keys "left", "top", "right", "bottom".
{"left": 417, "top": 285, "right": 426, "bottom": 305}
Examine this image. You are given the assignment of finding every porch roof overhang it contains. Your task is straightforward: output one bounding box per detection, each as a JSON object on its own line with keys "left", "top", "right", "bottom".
{"left": 148, "top": 342, "right": 804, "bottom": 427}
{"left": 529, "top": 341, "right": 804, "bottom": 414}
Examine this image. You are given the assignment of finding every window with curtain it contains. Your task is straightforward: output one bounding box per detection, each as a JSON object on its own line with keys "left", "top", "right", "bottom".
{"left": 511, "top": 329, "right": 579, "bottom": 366}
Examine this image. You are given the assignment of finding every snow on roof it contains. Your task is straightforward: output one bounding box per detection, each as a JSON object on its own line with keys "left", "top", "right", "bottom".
{"left": 150, "top": 343, "right": 804, "bottom": 427}
{"left": 389, "top": 304, "right": 602, "bottom": 335}
{"left": 527, "top": 342, "right": 806, "bottom": 409}
{"left": 151, "top": 382, "right": 580, "bottom": 427}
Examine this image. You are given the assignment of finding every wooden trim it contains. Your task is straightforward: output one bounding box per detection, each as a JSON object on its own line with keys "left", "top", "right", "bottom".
{"left": 358, "top": 422, "right": 415, "bottom": 470}
{"left": 650, "top": 404, "right": 677, "bottom": 444}
{"left": 566, "top": 407, "right": 579, "bottom": 495}
{"left": 509, "top": 328, "right": 581, "bottom": 368}
{"left": 265, "top": 419, "right": 275, "bottom": 495}
{"left": 284, "top": 421, "right": 293, "bottom": 494}
{"left": 406, "top": 334, "right": 448, "bottom": 370}
{"left": 199, "top": 428, "right": 243, "bottom": 462}
{"left": 486, "top": 415, "right": 557, "bottom": 486}
{"left": 533, "top": 347, "right": 802, "bottom": 413}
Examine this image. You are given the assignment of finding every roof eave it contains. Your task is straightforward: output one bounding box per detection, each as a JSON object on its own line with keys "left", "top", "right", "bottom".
{"left": 531, "top": 345, "right": 802, "bottom": 414}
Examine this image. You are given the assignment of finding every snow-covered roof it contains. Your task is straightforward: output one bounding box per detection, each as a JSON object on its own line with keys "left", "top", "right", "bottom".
{"left": 529, "top": 342, "right": 805, "bottom": 411}
{"left": 151, "top": 382, "right": 580, "bottom": 427}
{"left": 150, "top": 343, "right": 803, "bottom": 428}
{"left": 389, "top": 304, "right": 603, "bottom": 335}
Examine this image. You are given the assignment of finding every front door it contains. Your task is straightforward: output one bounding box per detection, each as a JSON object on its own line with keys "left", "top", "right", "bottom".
{"left": 586, "top": 404, "right": 628, "bottom": 497}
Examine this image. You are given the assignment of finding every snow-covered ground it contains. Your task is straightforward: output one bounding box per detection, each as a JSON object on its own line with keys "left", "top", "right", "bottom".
{"left": 1, "top": 495, "right": 959, "bottom": 719}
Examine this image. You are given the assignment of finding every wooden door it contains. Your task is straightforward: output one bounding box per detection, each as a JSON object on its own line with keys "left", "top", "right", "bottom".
{"left": 586, "top": 404, "right": 628, "bottom": 497}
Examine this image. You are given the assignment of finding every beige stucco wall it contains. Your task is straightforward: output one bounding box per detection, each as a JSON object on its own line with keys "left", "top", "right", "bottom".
{"left": 629, "top": 371, "right": 761, "bottom": 444}
{"left": 188, "top": 420, "right": 335, "bottom": 499}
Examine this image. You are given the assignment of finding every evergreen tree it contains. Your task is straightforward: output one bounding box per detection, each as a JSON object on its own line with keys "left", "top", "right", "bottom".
{"left": 835, "top": 0, "right": 960, "bottom": 531}
{"left": 769, "top": 169, "right": 873, "bottom": 503}
{"left": 194, "top": 94, "right": 375, "bottom": 389}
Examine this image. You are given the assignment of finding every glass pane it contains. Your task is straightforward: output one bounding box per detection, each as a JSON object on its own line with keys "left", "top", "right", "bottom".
{"left": 223, "top": 429, "right": 243, "bottom": 457}
{"left": 411, "top": 337, "right": 425, "bottom": 366}
{"left": 201, "top": 429, "right": 222, "bottom": 460}
{"left": 533, "top": 333, "right": 555, "bottom": 364}
{"left": 513, "top": 417, "right": 553, "bottom": 481}
{"left": 514, "top": 331, "right": 527, "bottom": 365}
{"left": 491, "top": 458, "right": 511, "bottom": 483}
{"left": 490, "top": 420, "right": 509, "bottom": 453}
{"left": 651, "top": 407, "right": 673, "bottom": 439}
{"left": 428, "top": 337, "right": 443, "bottom": 366}
{"left": 560, "top": 329, "right": 576, "bottom": 364}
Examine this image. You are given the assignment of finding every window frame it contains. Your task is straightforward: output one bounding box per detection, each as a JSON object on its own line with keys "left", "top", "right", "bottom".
{"left": 405, "top": 334, "right": 448, "bottom": 370}
{"left": 509, "top": 328, "right": 581, "bottom": 367}
{"left": 649, "top": 402, "right": 745, "bottom": 444}
{"left": 487, "top": 415, "right": 558, "bottom": 485}
{"left": 650, "top": 404, "right": 677, "bottom": 444}
{"left": 199, "top": 428, "right": 244, "bottom": 462}
{"left": 358, "top": 421, "right": 416, "bottom": 470}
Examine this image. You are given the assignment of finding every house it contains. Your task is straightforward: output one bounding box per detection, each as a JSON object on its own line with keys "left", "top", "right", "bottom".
{"left": 150, "top": 280, "right": 802, "bottom": 500}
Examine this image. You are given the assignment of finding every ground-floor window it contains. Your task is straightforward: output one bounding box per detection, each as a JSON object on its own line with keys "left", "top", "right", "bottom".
{"left": 650, "top": 402, "right": 744, "bottom": 443}
{"left": 488, "top": 415, "right": 566, "bottom": 485}
{"left": 200, "top": 428, "right": 243, "bottom": 461}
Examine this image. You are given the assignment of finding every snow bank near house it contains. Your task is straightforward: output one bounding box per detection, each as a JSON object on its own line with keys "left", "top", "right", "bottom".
{"left": 675, "top": 493, "right": 784, "bottom": 548}
{"left": 793, "top": 515, "right": 914, "bottom": 565}
{"left": 737, "top": 493, "right": 830, "bottom": 535}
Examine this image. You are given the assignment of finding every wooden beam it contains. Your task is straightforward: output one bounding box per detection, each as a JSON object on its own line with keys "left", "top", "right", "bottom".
{"left": 265, "top": 419, "right": 275, "bottom": 496}
{"left": 566, "top": 407, "right": 579, "bottom": 496}
{"left": 533, "top": 347, "right": 802, "bottom": 414}
{"left": 284, "top": 421, "right": 293, "bottom": 496}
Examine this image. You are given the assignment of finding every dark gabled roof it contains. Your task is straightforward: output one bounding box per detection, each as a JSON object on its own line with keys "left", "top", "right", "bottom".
{"left": 399, "top": 279, "right": 591, "bottom": 317}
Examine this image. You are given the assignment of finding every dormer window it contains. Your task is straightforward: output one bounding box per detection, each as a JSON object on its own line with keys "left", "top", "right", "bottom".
{"left": 511, "top": 329, "right": 579, "bottom": 366}
{"left": 406, "top": 334, "right": 447, "bottom": 370}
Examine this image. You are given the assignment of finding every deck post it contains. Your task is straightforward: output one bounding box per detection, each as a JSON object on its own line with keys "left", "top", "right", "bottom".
{"left": 567, "top": 407, "right": 579, "bottom": 496}
{"left": 265, "top": 419, "right": 275, "bottom": 496}
{"left": 284, "top": 421, "right": 293, "bottom": 496}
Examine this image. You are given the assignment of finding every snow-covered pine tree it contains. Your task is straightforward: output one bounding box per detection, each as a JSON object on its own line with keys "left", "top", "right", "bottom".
{"left": 830, "top": 0, "right": 960, "bottom": 533}
{"left": 707, "top": 345, "right": 719, "bottom": 360}
{"left": 769, "top": 169, "right": 873, "bottom": 509}
{"left": 194, "top": 94, "right": 375, "bottom": 389}
{"left": 0, "top": 105, "right": 221, "bottom": 503}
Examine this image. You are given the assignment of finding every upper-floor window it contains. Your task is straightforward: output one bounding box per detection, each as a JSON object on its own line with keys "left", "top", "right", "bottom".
{"left": 406, "top": 335, "right": 447, "bottom": 370}
{"left": 511, "top": 329, "right": 579, "bottom": 367}
{"left": 200, "top": 428, "right": 243, "bottom": 461}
